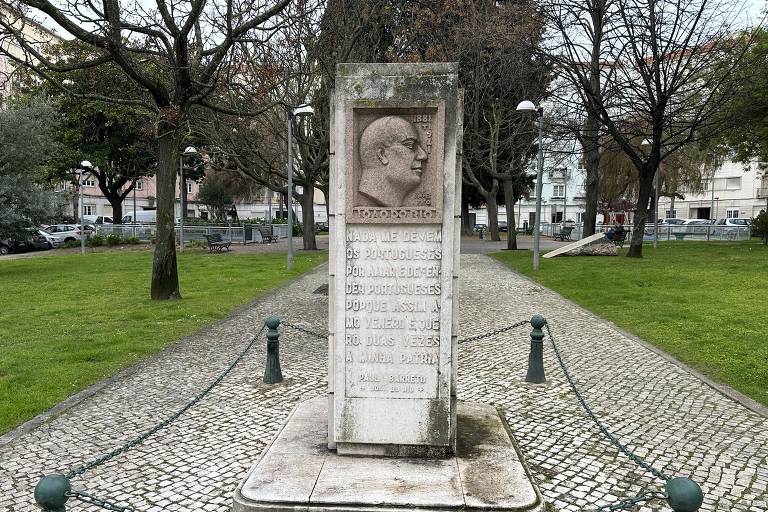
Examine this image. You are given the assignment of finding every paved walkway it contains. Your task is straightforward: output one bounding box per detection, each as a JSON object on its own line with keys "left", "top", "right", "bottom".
{"left": 1, "top": 255, "right": 765, "bottom": 511}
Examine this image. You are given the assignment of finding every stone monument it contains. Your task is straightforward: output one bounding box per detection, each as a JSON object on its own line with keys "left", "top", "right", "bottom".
{"left": 233, "top": 63, "right": 544, "bottom": 512}
{"left": 327, "top": 63, "right": 460, "bottom": 458}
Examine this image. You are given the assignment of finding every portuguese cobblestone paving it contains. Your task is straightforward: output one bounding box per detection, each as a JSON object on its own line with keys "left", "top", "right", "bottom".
{"left": 1, "top": 255, "right": 766, "bottom": 511}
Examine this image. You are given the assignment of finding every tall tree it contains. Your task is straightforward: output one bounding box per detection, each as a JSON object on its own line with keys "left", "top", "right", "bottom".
{"left": 574, "top": 0, "right": 754, "bottom": 257}
{"left": 0, "top": 99, "right": 62, "bottom": 240}
{"left": 405, "top": 0, "right": 550, "bottom": 245}
{"left": 1, "top": 0, "right": 290, "bottom": 298}
{"left": 543, "top": 0, "right": 618, "bottom": 237}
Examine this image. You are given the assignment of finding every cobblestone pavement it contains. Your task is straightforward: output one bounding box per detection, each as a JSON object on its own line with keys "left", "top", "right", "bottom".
{"left": 1, "top": 255, "right": 766, "bottom": 511}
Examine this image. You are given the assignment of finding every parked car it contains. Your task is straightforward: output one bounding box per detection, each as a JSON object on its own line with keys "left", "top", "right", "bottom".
{"left": 661, "top": 218, "right": 686, "bottom": 225}
{"left": 43, "top": 224, "right": 83, "bottom": 242}
{"left": 0, "top": 229, "right": 53, "bottom": 255}
{"left": 498, "top": 221, "right": 508, "bottom": 232}
{"left": 714, "top": 218, "right": 751, "bottom": 227}
{"left": 473, "top": 223, "right": 487, "bottom": 232}
{"left": 122, "top": 210, "right": 157, "bottom": 223}
{"left": 315, "top": 221, "right": 329, "bottom": 233}
{"left": 83, "top": 215, "right": 113, "bottom": 224}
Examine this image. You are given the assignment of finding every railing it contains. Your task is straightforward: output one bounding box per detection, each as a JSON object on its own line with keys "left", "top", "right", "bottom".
{"left": 528, "top": 223, "right": 752, "bottom": 242}
{"left": 92, "top": 224, "right": 291, "bottom": 245}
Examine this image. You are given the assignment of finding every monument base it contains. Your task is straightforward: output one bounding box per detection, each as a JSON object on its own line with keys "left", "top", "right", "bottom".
{"left": 232, "top": 396, "right": 545, "bottom": 512}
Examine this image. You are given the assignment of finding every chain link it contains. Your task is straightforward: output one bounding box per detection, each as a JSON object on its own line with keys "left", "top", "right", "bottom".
{"left": 458, "top": 320, "right": 530, "bottom": 344}
{"left": 544, "top": 322, "right": 670, "bottom": 483}
{"left": 281, "top": 320, "right": 328, "bottom": 339}
{"left": 596, "top": 490, "right": 668, "bottom": 511}
{"left": 66, "top": 490, "right": 135, "bottom": 512}
{"left": 281, "top": 319, "right": 531, "bottom": 345}
{"left": 65, "top": 323, "right": 268, "bottom": 480}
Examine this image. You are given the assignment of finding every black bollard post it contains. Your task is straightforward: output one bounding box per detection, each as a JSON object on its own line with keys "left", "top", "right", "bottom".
{"left": 525, "top": 315, "right": 546, "bottom": 383}
{"left": 264, "top": 316, "right": 283, "bottom": 384}
{"left": 34, "top": 474, "right": 71, "bottom": 512}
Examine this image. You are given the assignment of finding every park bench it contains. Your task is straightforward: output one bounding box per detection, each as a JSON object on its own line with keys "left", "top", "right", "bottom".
{"left": 204, "top": 233, "right": 231, "bottom": 253}
{"left": 553, "top": 226, "right": 574, "bottom": 241}
{"left": 607, "top": 231, "right": 627, "bottom": 247}
{"left": 257, "top": 225, "right": 279, "bottom": 244}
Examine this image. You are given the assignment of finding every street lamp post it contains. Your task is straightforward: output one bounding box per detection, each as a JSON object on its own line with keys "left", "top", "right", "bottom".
{"left": 285, "top": 104, "right": 314, "bottom": 271}
{"left": 79, "top": 161, "right": 92, "bottom": 255}
{"left": 516, "top": 100, "right": 544, "bottom": 271}
{"left": 179, "top": 146, "right": 197, "bottom": 253}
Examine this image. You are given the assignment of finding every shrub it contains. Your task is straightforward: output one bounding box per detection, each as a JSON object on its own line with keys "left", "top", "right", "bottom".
{"left": 752, "top": 210, "right": 768, "bottom": 245}
{"left": 64, "top": 240, "right": 80, "bottom": 248}
{"left": 106, "top": 234, "right": 121, "bottom": 246}
{"left": 123, "top": 236, "right": 140, "bottom": 245}
{"left": 86, "top": 234, "right": 105, "bottom": 247}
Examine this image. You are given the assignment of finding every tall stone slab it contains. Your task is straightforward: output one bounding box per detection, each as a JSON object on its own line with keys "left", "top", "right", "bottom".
{"left": 328, "top": 63, "right": 462, "bottom": 457}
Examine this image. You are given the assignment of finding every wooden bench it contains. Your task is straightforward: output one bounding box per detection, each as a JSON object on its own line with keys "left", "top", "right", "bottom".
{"left": 204, "top": 233, "right": 231, "bottom": 253}
{"left": 553, "top": 226, "right": 574, "bottom": 241}
{"left": 257, "top": 225, "right": 279, "bottom": 244}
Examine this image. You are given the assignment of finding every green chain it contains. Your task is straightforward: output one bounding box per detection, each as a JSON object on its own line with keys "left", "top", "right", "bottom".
{"left": 66, "top": 490, "right": 135, "bottom": 512}
{"left": 65, "top": 323, "right": 268, "bottom": 480}
{"left": 282, "top": 319, "right": 531, "bottom": 344}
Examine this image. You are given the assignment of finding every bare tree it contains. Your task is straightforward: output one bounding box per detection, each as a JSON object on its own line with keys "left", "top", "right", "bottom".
{"left": 543, "top": 0, "right": 620, "bottom": 237}
{"left": 572, "top": 0, "right": 755, "bottom": 257}
{"left": 1, "top": 0, "right": 290, "bottom": 298}
{"left": 405, "top": 0, "right": 550, "bottom": 244}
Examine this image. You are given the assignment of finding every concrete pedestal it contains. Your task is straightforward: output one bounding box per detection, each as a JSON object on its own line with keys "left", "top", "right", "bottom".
{"left": 232, "top": 396, "right": 545, "bottom": 512}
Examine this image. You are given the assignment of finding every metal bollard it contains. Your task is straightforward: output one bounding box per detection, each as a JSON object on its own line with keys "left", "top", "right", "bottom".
{"left": 34, "top": 474, "right": 71, "bottom": 511}
{"left": 264, "top": 315, "right": 283, "bottom": 384}
{"left": 525, "top": 314, "right": 546, "bottom": 383}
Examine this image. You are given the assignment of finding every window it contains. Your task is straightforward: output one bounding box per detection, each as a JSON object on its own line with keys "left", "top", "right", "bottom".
{"left": 136, "top": 180, "right": 143, "bottom": 191}
{"left": 82, "top": 177, "right": 96, "bottom": 187}
{"left": 665, "top": 209, "right": 677, "bottom": 218}
{"left": 83, "top": 205, "right": 95, "bottom": 216}
{"left": 726, "top": 209, "right": 740, "bottom": 219}
{"left": 725, "top": 177, "right": 742, "bottom": 190}
{"left": 552, "top": 184, "right": 565, "bottom": 198}
{"left": 187, "top": 181, "right": 193, "bottom": 193}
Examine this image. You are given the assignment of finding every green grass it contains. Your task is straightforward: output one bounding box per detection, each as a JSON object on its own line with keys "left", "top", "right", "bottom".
{"left": 0, "top": 249, "right": 327, "bottom": 434}
{"left": 492, "top": 242, "right": 768, "bottom": 407}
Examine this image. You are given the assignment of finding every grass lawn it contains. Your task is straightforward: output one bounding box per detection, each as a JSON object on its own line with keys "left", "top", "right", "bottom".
{"left": 0, "top": 249, "right": 327, "bottom": 434}
{"left": 492, "top": 242, "right": 768, "bottom": 407}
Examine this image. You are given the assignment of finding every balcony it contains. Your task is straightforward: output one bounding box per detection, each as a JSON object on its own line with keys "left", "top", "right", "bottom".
{"left": 758, "top": 187, "right": 768, "bottom": 198}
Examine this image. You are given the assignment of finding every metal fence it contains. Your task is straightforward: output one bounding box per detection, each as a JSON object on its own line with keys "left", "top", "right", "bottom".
{"left": 540, "top": 223, "right": 752, "bottom": 242}
{"left": 92, "top": 224, "right": 291, "bottom": 245}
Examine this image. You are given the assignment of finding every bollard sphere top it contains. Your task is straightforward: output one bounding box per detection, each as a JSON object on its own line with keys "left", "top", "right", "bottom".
{"left": 34, "top": 474, "right": 71, "bottom": 509}
{"left": 265, "top": 315, "right": 281, "bottom": 329}
{"left": 530, "top": 314, "right": 546, "bottom": 329}
{"left": 666, "top": 477, "right": 704, "bottom": 512}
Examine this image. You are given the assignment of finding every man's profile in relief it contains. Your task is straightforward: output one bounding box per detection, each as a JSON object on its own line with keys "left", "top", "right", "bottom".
{"left": 358, "top": 115, "right": 428, "bottom": 207}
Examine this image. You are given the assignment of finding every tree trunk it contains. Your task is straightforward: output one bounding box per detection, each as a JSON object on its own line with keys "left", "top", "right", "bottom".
{"left": 301, "top": 188, "right": 317, "bottom": 250}
{"left": 151, "top": 131, "right": 181, "bottom": 300}
{"left": 582, "top": 115, "right": 600, "bottom": 237}
{"left": 461, "top": 195, "right": 473, "bottom": 235}
{"left": 111, "top": 200, "right": 123, "bottom": 225}
{"left": 486, "top": 194, "right": 500, "bottom": 241}
{"left": 626, "top": 167, "right": 654, "bottom": 258}
{"left": 503, "top": 180, "right": 517, "bottom": 250}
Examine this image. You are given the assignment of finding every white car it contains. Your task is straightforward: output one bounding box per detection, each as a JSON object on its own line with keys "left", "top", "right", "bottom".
{"left": 43, "top": 224, "right": 83, "bottom": 242}
{"left": 37, "top": 229, "right": 65, "bottom": 248}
